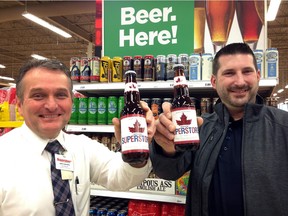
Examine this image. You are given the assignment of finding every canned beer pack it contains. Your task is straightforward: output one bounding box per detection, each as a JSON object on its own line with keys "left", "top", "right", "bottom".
{"left": 80, "top": 57, "right": 91, "bottom": 83}
{"left": 143, "top": 55, "right": 155, "bottom": 81}
{"left": 70, "top": 57, "right": 81, "bottom": 83}
{"left": 90, "top": 56, "right": 100, "bottom": 82}
{"left": 265, "top": 48, "right": 278, "bottom": 78}
{"left": 100, "top": 56, "right": 111, "bottom": 82}
{"left": 122, "top": 56, "right": 133, "bottom": 80}
{"left": 178, "top": 53, "right": 189, "bottom": 80}
{"left": 189, "top": 54, "right": 201, "bottom": 80}
{"left": 166, "top": 54, "right": 177, "bottom": 80}
{"left": 133, "top": 55, "right": 143, "bottom": 81}
{"left": 253, "top": 50, "right": 264, "bottom": 78}
{"left": 111, "top": 56, "right": 123, "bottom": 82}
{"left": 155, "top": 55, "right": 166, "bottom": 81}
{"left": 201, "top": 53, "right": 213, "bottom": 81}
{"left": 69, "top": 48, "right": 278, "bottom": 83}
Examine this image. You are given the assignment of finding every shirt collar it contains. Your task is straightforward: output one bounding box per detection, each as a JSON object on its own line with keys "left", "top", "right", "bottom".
{"left": 20, "top": 122, "right": 67, "bottom": 155}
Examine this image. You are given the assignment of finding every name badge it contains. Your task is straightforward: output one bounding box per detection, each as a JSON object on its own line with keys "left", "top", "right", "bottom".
{"left": 55, "top": 153, "right": 74, "bottom": 171}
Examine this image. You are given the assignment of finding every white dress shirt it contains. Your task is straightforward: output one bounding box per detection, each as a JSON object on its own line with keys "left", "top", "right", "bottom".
{"left": 0, "top": 123, "right": 152, "bottom": 216}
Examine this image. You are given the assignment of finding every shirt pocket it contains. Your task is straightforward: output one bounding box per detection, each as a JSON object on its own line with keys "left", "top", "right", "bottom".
{"left": 72, "top": 180, "right": 91, "bottom": 215}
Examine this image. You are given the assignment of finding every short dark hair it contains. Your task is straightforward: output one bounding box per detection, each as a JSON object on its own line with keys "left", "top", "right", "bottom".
{"left": 212, "top": 43, "right": 258, "bottom": 75}
{"left": 16, "top": 59, "right": 73, "bottom": 102}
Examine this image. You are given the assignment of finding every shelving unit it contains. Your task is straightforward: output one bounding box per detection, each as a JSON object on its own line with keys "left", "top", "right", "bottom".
{"left": 73, "top": 78, "right": 278, "bottom": 98}
{"left": 90, "top": 187, "right": 186, "bottom": 204}
{"left": 70, "top": 78, "right": 278, "bottom": 204}
{"left": 0, "top": 121, "right": 23, "bottom": 128}
{"left": 65, "top": 124, "right": 114, "bottom": 133}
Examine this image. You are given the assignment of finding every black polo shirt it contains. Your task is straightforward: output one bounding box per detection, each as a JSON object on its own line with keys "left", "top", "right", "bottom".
{"left": 208, "top": 118, "right": 244, "bottom": 216}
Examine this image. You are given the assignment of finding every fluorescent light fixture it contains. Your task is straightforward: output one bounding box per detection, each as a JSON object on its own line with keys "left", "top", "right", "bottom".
{"left": 266, "top": 0, "right": 281, "bottom": 21}
{"left": 277, "top": 89, "right": 284, "bottom": 93}
{"left": 0, "top": 76, "right": 14, "bottom": 81}
{"left": 31, "top": 54, "right": 48, "bottom": 60}
{"left": 22, "top": 12, "right": 72, "bottom": 38}
{"left": 0, "top": 64, "right": 6, "bottom": 68}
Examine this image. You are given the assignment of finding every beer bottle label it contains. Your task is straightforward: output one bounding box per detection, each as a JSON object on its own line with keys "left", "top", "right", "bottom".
{"left": 120, "top": 114, "right": 149, "bottom": 153}
{"left": 174, "top": 75, "right": 187, "bottom": 87}
{"left": 124, "top": 82, "right": 139, "bottom": 93}
{"left": 172, "top": 107, "right": 200, "bottom": 145}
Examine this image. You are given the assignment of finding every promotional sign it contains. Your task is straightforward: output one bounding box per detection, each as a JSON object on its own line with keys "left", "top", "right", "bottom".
{"left": 103, "top": 0, "right": 195, "bottom": 57}
{"left": 100, "top": 0, "right": 266, "bottom": 56}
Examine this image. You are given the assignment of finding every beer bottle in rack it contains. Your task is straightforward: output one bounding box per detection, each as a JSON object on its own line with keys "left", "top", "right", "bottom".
{"left": 120, "top": 70, "right": 149, "bottom": 165}
{"left": 171, "top": 64, "right": 200, "bottom": 152}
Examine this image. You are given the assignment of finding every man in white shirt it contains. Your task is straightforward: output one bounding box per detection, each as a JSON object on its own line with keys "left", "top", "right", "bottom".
{"left": 0, "top": 59, "right": 155, "bottom": 216}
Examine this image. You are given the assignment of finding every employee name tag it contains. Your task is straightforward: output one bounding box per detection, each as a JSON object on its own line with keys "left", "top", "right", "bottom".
{"left": 55, "top": 153, "right": 74, "bottom": 171}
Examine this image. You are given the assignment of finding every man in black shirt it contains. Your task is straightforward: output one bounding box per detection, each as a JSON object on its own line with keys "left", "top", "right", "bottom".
{"left": 150, "top": 43, "right": 288, "bottom": 216}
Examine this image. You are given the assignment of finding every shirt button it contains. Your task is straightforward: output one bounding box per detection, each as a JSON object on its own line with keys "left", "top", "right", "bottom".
{"left": 226, "top": 136, "right": 230, "bottom": 140}
{"left": 224, "top": 146, "right": 228, "bottom": 151}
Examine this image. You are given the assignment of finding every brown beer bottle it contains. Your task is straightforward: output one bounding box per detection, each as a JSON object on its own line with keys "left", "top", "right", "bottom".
{"left": 172, "top": 64, "right": 200, "bottom": 152}
{"left": 120, "top": 70, "right": 149, "bottom": 164}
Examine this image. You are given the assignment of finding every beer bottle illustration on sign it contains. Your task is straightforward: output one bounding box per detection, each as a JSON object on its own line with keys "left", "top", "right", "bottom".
{"left": 194, "top": 0, "right": 206, "bottom": 54}
{"left": 236, "top": 0, "right": 263, "bottom": 50}
{"left": 205, "top": 0, "right": 235, "bottom": 53}
{"left": 171, "top": 64, "right": 200, "bottom": 152}
{"left": 120, "top": 70, "right": 149, "bottom": 164}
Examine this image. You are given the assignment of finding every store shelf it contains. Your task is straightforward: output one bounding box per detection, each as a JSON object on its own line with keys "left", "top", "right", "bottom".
{"left": 90, "top": 188, "right": 186, "bottom": 204}
{"left": 73, "top": 79, "right": 277, "bottom": 90}
{"left": 65, "top": 124, "right": 114, "bottom": 133}
{"left": 73, "top": 78, "right": 278, "bottom": 98}
{"left": 0, "top": 121, "right": 23, "bottom": 128}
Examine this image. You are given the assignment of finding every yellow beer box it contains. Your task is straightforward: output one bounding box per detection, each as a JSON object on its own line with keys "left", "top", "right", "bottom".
{"left": 111, "top": 56, "right": 123, "bottom": 82}
{"left": 100, "top": 56, "right": 111, "bottom": 82}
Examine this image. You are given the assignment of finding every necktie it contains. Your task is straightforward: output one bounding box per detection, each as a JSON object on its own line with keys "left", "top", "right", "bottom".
{"left": 45, "top": 140, "right": 75, "bottom": 216}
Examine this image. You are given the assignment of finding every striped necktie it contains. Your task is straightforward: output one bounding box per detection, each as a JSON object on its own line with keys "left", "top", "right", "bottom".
{"left": 45, "top": 140, "right": 75, "bottom": 216}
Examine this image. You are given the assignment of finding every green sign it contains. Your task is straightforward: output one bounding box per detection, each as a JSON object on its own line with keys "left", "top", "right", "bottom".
{"left": 103, "top": 0, "right": 195, "bottom": 57}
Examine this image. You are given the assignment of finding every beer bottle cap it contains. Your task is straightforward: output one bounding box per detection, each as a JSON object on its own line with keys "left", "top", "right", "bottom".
{"left": 173, "top": 63, "right": 184, "bottom": 69}
{"left": 124, "top": 70, "right": 136, "bottom": 75}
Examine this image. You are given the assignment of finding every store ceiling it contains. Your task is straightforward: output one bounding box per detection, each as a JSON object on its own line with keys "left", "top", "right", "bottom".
{"left": 0, "top": 0, "right": 288, "bottom": 103}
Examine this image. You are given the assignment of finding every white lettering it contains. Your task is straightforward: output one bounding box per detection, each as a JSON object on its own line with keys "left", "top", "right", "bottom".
{"left": 119, "top": 29, "right": 134, "bottom": 47}
{"left": 137, "top": 9, "right": 149, "bottom": 24}
{"left": 121, "top": 7, "right": 174, "bottom": 25}
{"left": 135, "top": 31, "right": 148, "bottom": 46}
{"left": 119, "top": 26, "right": 177, "bottom": 47}
{"left": 121, "top": 7, "right": 135, "bottom": 25}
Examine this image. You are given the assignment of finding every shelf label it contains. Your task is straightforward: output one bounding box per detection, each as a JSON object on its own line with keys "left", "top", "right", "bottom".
{"left": 130, "top": 178, "right": 175, "bottom": 195}
{"left": 79, "top": 85, "right": 86, "bottom": 89}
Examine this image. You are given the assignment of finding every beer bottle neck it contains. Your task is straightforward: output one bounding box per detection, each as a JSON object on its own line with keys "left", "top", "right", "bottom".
{"left": 173, "top": 74, "right": 190, "bottom": 98}
{"left": 124, "top": 90, "right": 141, "bottom": 104}
{"left": 174, "top": 85, "right": 190, "bottom": 98}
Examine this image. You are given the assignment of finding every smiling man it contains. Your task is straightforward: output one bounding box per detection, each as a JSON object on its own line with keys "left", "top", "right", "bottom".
{"left": 0, "top": 59, "right": 155, "bottom": 216}
{"left": 150, "top": 43, "right": 288, "bottom": 216}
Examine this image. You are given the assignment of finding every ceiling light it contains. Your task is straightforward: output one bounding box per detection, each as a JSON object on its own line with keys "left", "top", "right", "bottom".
{"left": 0, "top": 76, "right": 14, "bottom": 81}
{"left": 0, "top": 64, "right": 6, "bottom": 68}
{"left": 277, "top": 89, "right": 284, "bottom": 93}
{"left": 266, "top": 0, "right": 281, "bottom": 21}
{"left": 22, "top": 12, "right": 72, "bottom": 38}
{"left": 31, "top": 54, "right": 48, "bottom": 60}
{"left": 273, "top": 93, "right": 277, "bottom": 96}
{"left": 285, "top": 85, "right": 288, "bottom": 88}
